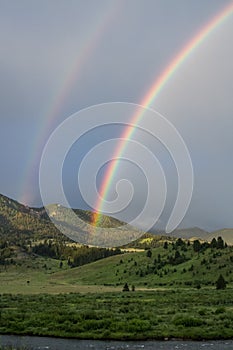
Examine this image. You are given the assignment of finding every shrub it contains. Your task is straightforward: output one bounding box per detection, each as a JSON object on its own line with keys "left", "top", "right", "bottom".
{"left": 215, "top": 307, "right": 226, "bottom": 314}
{"left": 173, "top": 315, "right": 204, "bottom": 327}
{"left": 198, "top": 308, "right": 207, "bottom": 316}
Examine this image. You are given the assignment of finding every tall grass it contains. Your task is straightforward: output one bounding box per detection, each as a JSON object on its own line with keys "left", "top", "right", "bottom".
{"left": 1, "top": 289, "right": 233, "bottom": 340}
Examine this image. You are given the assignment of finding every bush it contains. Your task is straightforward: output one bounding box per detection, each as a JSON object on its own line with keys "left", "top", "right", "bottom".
{"left": 198, "top": 308, "right": 207, "bottom": 316}
{"left": 173, "top": 315, "right": 204, "bottom": 327}
{"left": 215, "top": 307, "right": 226, "bottom": 314}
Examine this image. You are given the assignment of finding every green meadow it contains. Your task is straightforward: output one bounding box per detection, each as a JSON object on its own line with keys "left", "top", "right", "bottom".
{"left": 1, "top": 236, "right": 233, "bottom": 294}
{"left": 1, "top": 237, "right": 233, "bottom": 340}
{"left": 1, "top": 289, "right": 233, "bottom": 340}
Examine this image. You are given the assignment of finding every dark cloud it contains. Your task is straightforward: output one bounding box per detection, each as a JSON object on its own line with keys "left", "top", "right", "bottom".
{"left": 0, "top": 0, "right": 232, "bottom": 231}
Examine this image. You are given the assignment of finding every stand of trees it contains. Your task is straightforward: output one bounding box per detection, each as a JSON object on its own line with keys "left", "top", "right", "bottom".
{"left": 32, "top": 240, "right": 122, "bottom": 267}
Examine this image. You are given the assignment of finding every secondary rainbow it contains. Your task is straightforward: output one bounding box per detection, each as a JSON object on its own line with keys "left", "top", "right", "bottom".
{"left": 19, "top": 1, "right": 121, "bottom": 204}
{"left": 93, "top": 1, "right": 233, "bottom": 226}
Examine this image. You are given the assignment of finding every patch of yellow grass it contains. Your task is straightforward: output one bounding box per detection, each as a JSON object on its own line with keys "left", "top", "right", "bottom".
{"left": 140, "top": 237, "right": 154, "bottom": 244}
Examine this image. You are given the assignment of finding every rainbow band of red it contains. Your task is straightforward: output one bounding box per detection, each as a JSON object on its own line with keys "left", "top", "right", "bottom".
{"left": 93, "top": 1, "right": 233, "bottom": 226}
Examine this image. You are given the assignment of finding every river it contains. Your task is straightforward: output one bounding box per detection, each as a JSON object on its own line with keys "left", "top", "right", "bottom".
{"left": 1, "top": 335, "right": 233, "bottom": 349}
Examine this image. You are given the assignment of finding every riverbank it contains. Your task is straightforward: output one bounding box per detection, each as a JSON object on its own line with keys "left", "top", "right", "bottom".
{"left": 1, "top": 335, "right": 233, "bottom": 350}
{"left": 1, "top": 288, "right": 233, "bottom": 340}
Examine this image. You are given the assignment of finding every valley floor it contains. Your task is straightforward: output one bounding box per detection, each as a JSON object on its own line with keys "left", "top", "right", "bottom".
{"left": 1, "top": 288, "right": 233, "bottom": 340}
{"left": 1, "top": 238, "right": 233, "bottom": 340}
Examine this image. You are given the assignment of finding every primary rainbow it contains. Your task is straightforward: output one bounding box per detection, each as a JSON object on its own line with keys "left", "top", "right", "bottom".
{"left": 93, "top": 1, "right": 233, "bottom": 226}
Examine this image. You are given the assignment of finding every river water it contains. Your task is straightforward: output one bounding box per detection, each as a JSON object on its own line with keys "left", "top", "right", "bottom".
{"left": 0, "top": 335, "right": 233, "bottom": 350}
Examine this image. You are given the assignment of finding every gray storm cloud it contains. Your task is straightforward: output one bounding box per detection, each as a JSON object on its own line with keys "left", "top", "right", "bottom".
{"left": 0, "top": 0, "right": 232, "bottom": 232}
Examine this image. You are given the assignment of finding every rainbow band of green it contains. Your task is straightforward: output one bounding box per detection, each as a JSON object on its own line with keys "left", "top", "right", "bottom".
{"left": 93, "top": 1, "right": 233, "bottom": 226}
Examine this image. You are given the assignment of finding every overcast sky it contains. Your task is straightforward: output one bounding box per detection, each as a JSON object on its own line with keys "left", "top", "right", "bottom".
{"left": 0, "top": 0, "right": 233, "bottom": 232}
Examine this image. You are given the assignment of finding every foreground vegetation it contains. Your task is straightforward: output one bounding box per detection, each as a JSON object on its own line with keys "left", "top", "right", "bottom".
{"left": 1, "top": 288, "right": 233, "bottom": 340}
{"left": 1, "top": 239, "right": 233, "bottom": 342}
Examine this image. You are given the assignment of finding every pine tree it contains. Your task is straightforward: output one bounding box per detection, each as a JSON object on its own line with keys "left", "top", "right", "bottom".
{"left": 193, "top": 240, "right": 201, "bottom": 252}
{"left": 217, "top": 236, "right": 224, "bottom": 249}
{"left": 216, "top": 274, "right": 227, "bottom": 290}
{"left": 210, "top": 237, "right": 217, "bottom": 248}
{"left": 122, "top": 282, "right": 130, "bottom": 292}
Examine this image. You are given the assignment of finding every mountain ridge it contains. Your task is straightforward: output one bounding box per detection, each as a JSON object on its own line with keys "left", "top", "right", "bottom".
{"left": 0, "top": 193, "right": 232, "bottom": 244}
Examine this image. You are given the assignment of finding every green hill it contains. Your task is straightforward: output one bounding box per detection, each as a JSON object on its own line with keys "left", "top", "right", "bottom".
{"left": 0, "top": 193, "right": 141, "bottom": 270}
{"left": 0, "top": 193, "right": 61, "bottom": 239}
{"left": 0, "top": 192, "right": 143, "bottom": 248}
{"left": 1, "top": 235, "right": 233, "bottom": 295}
{"left": 1, "top": 192, "right": 233, "bottom": 294}
{"left": 45, "top": 203, "right": 143, "bottom": 247}
{"left": 48, "top": 236, "right": 233, "bottom": 290}
{"left": 0, "top": 194, "right": 126, "bottom": 237}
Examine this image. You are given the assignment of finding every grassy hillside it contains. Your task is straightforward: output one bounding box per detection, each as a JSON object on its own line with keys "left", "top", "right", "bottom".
{"left": 1, "top": 193, "right": 233, "bottom": 294}
{"left": 0, "top": 194, "right": 62, "bottom": 240}
{"left": 1, "top": 236, "right": 232, "bottom": 294}
{"left": 1, "top": 193, "right": 233, "bottom": 246}
{"left": 0, "top": 193, "right": 143, "bottom": 249}
{"left": 45, "top": 204, "right": 143, "bottom": 247}
{"left": 49, "top": 238, "right": 232, "bottom": 289}
{"left": 0, "top": 194, "right": 126, "bottom": 237}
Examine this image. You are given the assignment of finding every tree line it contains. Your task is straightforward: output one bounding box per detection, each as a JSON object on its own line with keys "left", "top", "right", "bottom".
{"left": 32, "top": 240, "right": 122, "bottom": 267}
